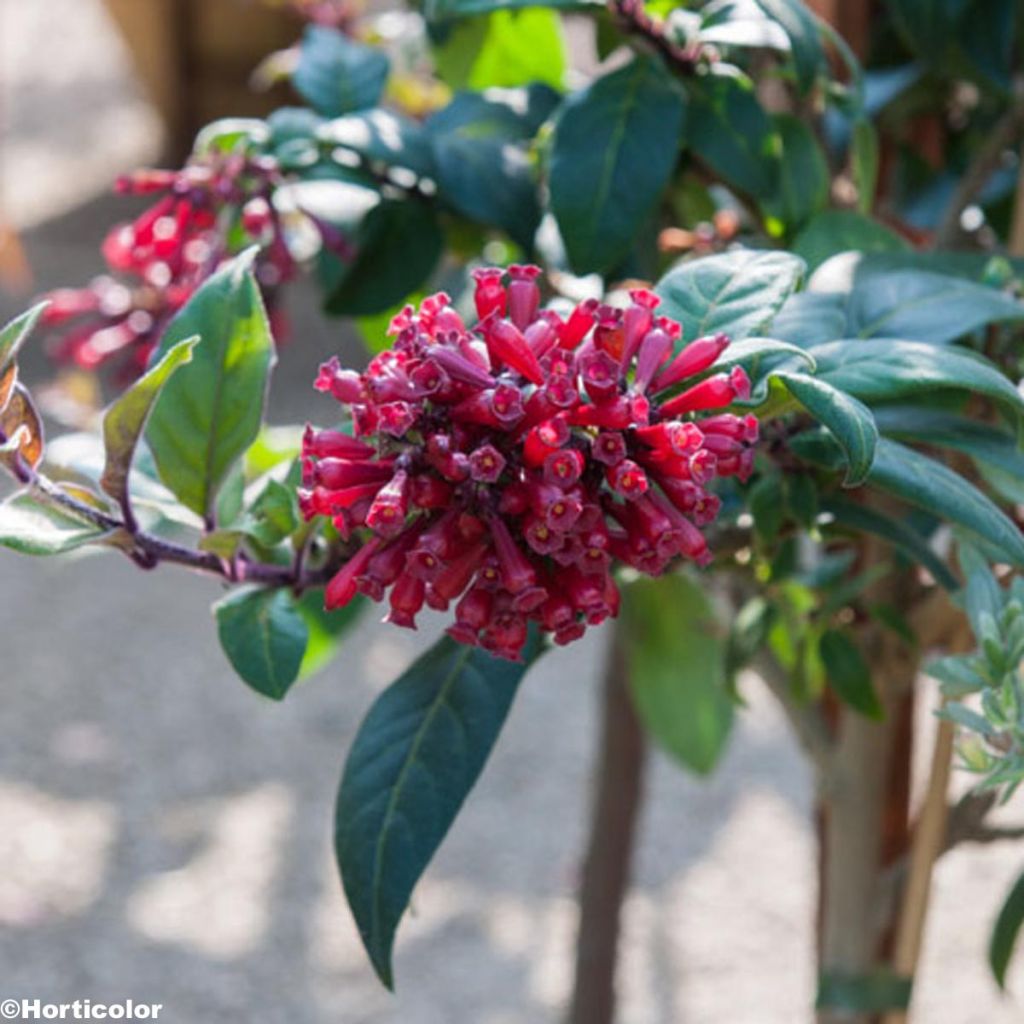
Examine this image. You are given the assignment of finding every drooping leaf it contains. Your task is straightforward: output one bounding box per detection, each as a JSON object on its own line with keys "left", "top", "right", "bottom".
{"left": 621, "top": 574, "right": 733, "bottom": 774}
{"left": 100, "top": 337, "right": 198, "bottom": 509}
{"left": 214, "top": 587, "right": 309, "bottom": 701}
{"left": 686, "top": 72, "right": 778, "bottom": 199}
{"left": 822, "top": 495, "right": 958, "bottom": 591}
{"left": 990, "top": 865, "right": 1024, "bottom": 988}
{"left": 764, "top": 114, "right": 829, "bottom": 232}
{"left": 322, "top": 199, "right": 443, "bottom": 316}
{"left": 548, "top": 56, "right": 686, "bottom": 274}
{"left": 293, "top": 26, "right": 390, "bottom": 117}
{"left": 770, "top": 371, "right": 878, "bottom": 486}
{"left": 820, "top": 628, "right": 883, "bottom": 719}
{"left": 335, "top": 632, "right": 543, "bottom": 987}
{"left": 865, "top": 439, "right": 1024, "bottom": 568}
{"left": 146, "top": 251, "right": 276, "bottom": 520}
{"left": 752, "top": 0, "right": 824, "bottom": 93}
{"left": 811, "top": 340, "right": 1024, "bottom": 426}
{"left": 656, "top": 249, "right": 805, "bottom": 345}
{"left": 0, "top": 491, "right": 111, "bottom": 555}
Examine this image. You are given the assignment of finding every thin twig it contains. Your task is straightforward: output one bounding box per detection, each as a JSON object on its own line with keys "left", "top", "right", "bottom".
{"left": 607, "top": 0, "right": 703, "bottom": 78}
{"left": 934, "top": 77, "right": 1024, "bottom": 248}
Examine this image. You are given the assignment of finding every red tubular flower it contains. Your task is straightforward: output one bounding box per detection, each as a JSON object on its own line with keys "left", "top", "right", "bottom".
{"left": 301, "top": 266, "right": 759, "bottom": 659}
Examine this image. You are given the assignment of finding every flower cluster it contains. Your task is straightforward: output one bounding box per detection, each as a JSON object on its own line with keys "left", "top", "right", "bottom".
{"left": 301, "top": 267, "right": 757, "bottom": 660}
{"left": 41, "top": 153, "right": 349, "bottom": 379}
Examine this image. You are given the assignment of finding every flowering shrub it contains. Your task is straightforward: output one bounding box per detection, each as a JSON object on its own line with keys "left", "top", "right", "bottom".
{"left": 303, "top": 268, "right": 755, "bottom": 657}
{"left": 6, "top": 0, "right": 1024, "bottom": 1020}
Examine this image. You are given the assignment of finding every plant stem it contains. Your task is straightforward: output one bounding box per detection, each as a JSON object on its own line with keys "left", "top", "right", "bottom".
{"left": 934, "top": 77, "right": 1024, "bottom": 248}
{"left": 566, "top": 624, "right": 648, "bottom": 1024}
{"left": 607, "top": 0, "right": 703, "bottom": 78}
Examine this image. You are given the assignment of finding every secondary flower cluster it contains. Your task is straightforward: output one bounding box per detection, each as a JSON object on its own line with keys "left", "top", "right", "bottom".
{"left": 301, "top": 267, "right": 757, "bottom": 660}
{"left": 41, "top": 153, "right": 349, "bottom": 379}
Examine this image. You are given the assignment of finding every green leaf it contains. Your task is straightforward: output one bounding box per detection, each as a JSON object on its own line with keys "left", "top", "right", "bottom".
{"left": 317, "top": 110, "right": 436, "bottom": 179}
{"left": 214, "top": 587, "right": 309, "bottom": 701}
{"left": 425, "top": 0, "right": 597, "bottom": 17}
{"left": 293, "top": 26, "right": 389, "bottom": 117}
{"left": 100, "top": 337, "right": 198, "bottom": 509}
{"left": 752, "top": 0, "right": 824, "bottom": 93}
{"left": 656, "top": 249, "right": 805, "bottom": 344}
{"left": 622, "top": 574, "right": 733, "bottom": 774}
{"left": 764, "top": 114, "right": 829, "bottom": 232}
{"left": 335, "top": 632, "right": 542, "bottom": 987}
{"left": 959, "top": 542, "right": 1003, "bottom": 638}
{"left": 322, "top": 199, "right": 443, "bottom": 317}
{"left": 865, "top": 438, "right": 1024, "bottom": 568}
{"left": 846, "top": 268, "right": 1024, "bottom": 342}
{"left": 435, "top": 9, "right": 566, "bottom": 91}
{"left": 298, "top": 588, "right": 366, "bottom": 677}
{"left": 851, "top": 117, "right": 879, "bottom": 213}
{"left": 771, "top": 291, "right": 847, "bottom": 347}
{"left": 819, "top": 629, "right": 882, "bottom": 719}
{"left": 793, "top": 211, "right": 908, "bottom": 272}
{"left": 0, "top": 301, "right": 47, "bottom": 378}
{"left": 991, "top": 866, "right": 1024, "bottom": 987}
{"left": 811, "top": 340, "right": 1024, "bottom": 426}
{"left": 822, "top": 495, "right": 958, "bottom": 591}
{"left": 771, "top": 371, "right": 878, "bottom": 486}
{"left": 426, "top": 86, "right": 557, "bottom": 248}
{"left": 0, "top": 491, "right": 111, "bottom": 555}
{"left": 145, "top": 251, "right": 275, "bottom": 520}
{"left": 816, "top": 971, "right": 911, "bottom": 1013}
{"left": 548, "top": 56, "right": 686, "bottom": 274}
{"left": 687, "top": 72, "right": 778, "bottom": 199}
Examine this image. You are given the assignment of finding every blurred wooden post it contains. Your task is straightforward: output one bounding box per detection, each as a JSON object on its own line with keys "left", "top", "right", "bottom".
{"left": 102, "top": 0, "right": 299, "bottom": 159}
{"left": 807, "top": 0, "right": 872, "bottom": 58}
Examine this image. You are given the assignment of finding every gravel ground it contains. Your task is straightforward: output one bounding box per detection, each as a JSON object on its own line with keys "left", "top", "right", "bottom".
{"left": 2, "top": 2, "right": 1024, "bottom": 1021}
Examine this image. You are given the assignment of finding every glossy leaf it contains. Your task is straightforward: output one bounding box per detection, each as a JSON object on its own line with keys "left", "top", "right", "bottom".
{"left": 322, "top": 199, "right": 443, "bottom": 316}
{"left": 318, "top": 110, "right": 436, "bottom": 179}
{"left": 991, "top": 865, "right": 1024, "bottom": 988}
{"left": 0, "top": 492, "right": 111, "bottom": 555}
{"left": 812, "top": 340, "right": 1024, "bottom": 425}
{"left": 771, "top": 371, "right": 878, "bottom": 486}
{"left": 866, "top": 439, "right": 1024, "bottom": 568}
{"left": 753, "top": 0, "right": 824, "bottom": 93}
{"left": 820, "top": 629, "right": 882, "bottom": 719}
{"left": 146, "top": 251, "right": 276, "bottom": 520}
{"left": 686, "top": 72, "right": 778, "bottom": 199}
{"left": 548, "top": 57, "right": 686, "bottom": 274}
{"left": 100, "top": 337, "right": 198, "bottom": 509}
{"left": 622, "top": 574, "right": 733, "bottom": 775}
{"left": 771, "top": 291, "right": 847, "bottom": 347}
{"left": 335, "top": 632, "right": 542, "bottom": 987}
{"left": 293, "top": 26, "right": 389, "bottom": 117}
{"left": 846, "top": 268, "right": 1024, "bottom": 342}
{"left": 0, "top": 301, "right": 47, "bottom": 387}
{"left": 656, "top": 249, "right": 805, "bottom": 345}
{"left": 215, "top": 587, "right": 309, "bottom": 701}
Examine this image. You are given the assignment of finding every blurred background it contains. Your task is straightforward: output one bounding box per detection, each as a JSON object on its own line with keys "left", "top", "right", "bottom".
{"left": 0, "top": 1, "right": 1023, "bottom": 1021}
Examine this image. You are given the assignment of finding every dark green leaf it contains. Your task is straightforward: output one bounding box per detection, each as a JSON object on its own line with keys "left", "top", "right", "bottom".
{"left": 819, "top": 629, "right": 882, "bottom": 719}
{"left": 425, "top": 0, "right": 597, "bottom": 17}
{"left": 749, "top": 474, "right": 786, "bottom": 542}
{"left": 215, "top": 587, "right": 309, "bottom": 700}
{"left": 771, "top": 371, "right": 878, "bottom": 486}
{"left": 822, "top": 495, "right": 958, "bottom": 591}
{"left": 812, "top": 340, "right": 1024, "bottom": 426}
{"left": 771, "top": 291, "right": 847, "bottom": 347}
{"left": 622, "top": 574, "right": 733, "bottom": 774}
{"left": 100, "top": 337, "right": 198, "bottom": 509}
{"left": 752, "top": 0, "right": 824, "bottom": 93}
{"left": 687, "top": 72, "right": 778, "bottom": 199}
{"left": 322, "top": 199, "right": 443, "bottom": 316}
{"left": 866, "top": 438, "right": 1024, "bottom": 568}
{"left": 317, "top": 110, "right": 436, "bottom": 178}
{"left": 146, "top": 251, "right": 275, "bottom": 520}
{"left": 793, "top": 211, "right": 908, "bottom": 272}
{"left": 959, "top": 542, "right": 1003, "bottom": 637}
{"left": 335, "top": 632, "right": 542, "bottom": 987}
{"left": 548, "top": 57, "right": 686, "bottom": 274}
{"left": 293, "top": 26, "right": 390, "bottom": 117}
{"left": 0, "top": 491, "right": 112, "bottom": 555}
{"left": 851, "top": 117, "right": 879, "bottom": 213}
{"left": 656, "top": 249, "right": 805, "bottom": 344}
{"left": 764, "top": 114, "right": 829, "bottom": 231}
